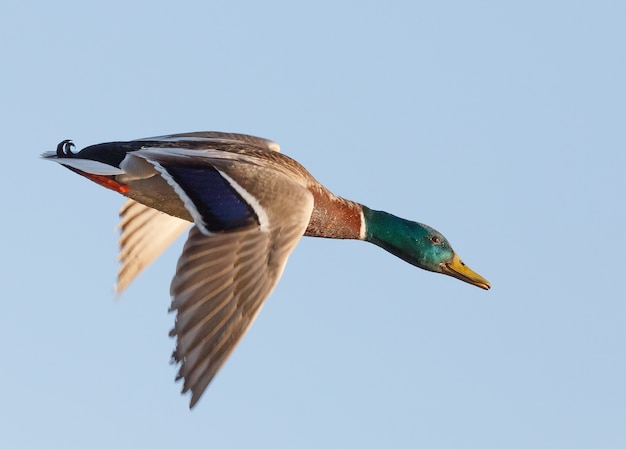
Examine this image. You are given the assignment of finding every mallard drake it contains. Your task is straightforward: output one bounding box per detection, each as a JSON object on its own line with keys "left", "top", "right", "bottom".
{"left": 42, "top": 132, "right": 490, "bottom": 408}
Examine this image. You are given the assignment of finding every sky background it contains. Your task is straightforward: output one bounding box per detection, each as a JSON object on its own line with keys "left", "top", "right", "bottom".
{"left": 2, "top": 1, "right": 625, "bottom": 448}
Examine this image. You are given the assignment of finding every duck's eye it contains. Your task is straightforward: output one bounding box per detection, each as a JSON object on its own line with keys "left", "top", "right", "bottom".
{"left": 429, "top": 235, "right": 441, "bottom": 244}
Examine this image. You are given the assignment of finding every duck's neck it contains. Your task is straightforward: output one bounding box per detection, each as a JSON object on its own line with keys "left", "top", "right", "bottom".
{"left": 304, "top": 186, "right": 366, "bottom": 239}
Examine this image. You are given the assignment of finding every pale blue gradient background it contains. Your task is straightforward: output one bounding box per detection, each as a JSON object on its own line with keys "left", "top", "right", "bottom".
{"left": 2, "top": 1, "right": 625, "bottom": 448}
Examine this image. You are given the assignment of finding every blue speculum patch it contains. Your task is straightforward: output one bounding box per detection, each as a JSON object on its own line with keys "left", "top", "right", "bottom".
{"left": 166, "top": 165, "right": 259, "bottom": 231}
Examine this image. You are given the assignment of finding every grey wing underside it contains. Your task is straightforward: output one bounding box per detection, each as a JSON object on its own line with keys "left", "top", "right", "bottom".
{"left": 117, "top": 199, "right": 191, "bottom": 293}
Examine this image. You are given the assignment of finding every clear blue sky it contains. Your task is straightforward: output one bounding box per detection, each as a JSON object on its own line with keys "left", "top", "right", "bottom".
{"left": 2, "top": 1, "right": 625, "bottom": 448}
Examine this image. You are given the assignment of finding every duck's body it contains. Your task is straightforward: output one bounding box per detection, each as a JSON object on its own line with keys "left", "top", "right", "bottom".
{"left": 43, "top": 131, "right": 489, "bottom": 408}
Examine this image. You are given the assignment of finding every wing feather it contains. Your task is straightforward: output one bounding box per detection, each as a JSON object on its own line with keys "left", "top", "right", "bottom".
{"left": 170, "top": 181, "right": 313, "bottom": 408}
{"left": 134, "top": 131, "right": 281, "bottom": 153}
{"left": 117, "top": 200, "right": 190, "bottom": 293}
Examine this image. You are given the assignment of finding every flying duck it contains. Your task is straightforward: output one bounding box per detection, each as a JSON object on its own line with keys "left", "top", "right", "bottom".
{"left": 42, "top": 131, "right": 490, "bottom": 408}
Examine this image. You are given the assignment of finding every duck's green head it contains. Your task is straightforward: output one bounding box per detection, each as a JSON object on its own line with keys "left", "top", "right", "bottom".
{"left": 363, "top": 207, "right": 490, "bottom": 290}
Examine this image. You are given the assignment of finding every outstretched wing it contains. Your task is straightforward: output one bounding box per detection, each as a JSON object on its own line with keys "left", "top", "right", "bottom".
{"left": 170, "top": 215, "right": 309, "bottom": 407}
{"left": 133, "top": 146, "right": 314, "bottom": 407}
